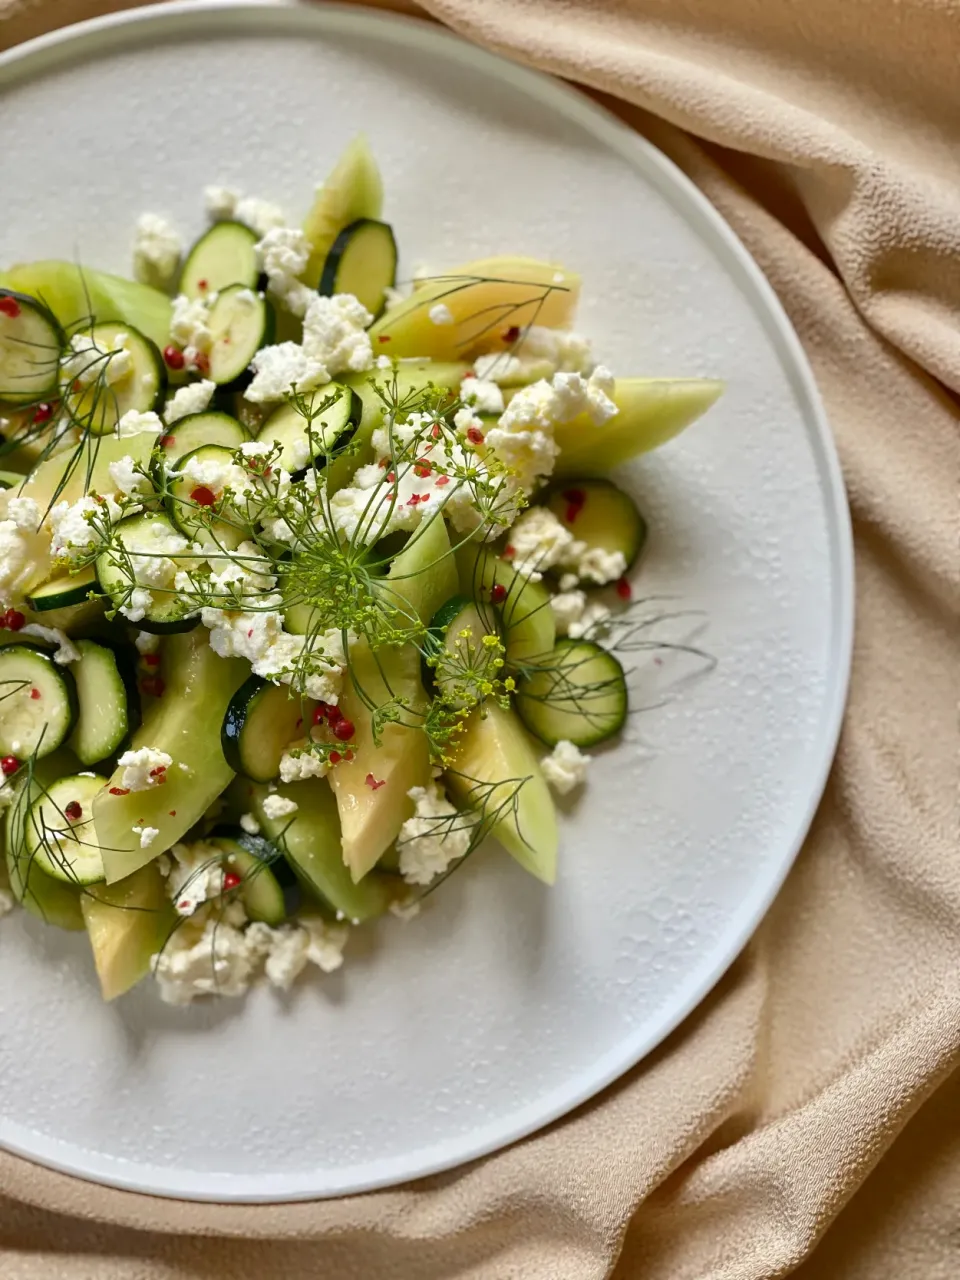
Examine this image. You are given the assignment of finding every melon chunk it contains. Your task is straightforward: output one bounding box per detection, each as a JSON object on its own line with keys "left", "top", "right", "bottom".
{"left": 445, "top": 702, "right": 557, "bottom": 884}
{"left": 368, "top": 257, "right": 580, "bottom": 361}
{"left": 554, "top": 377, "right": 723, "bottom": 474}
{"left": 81, "top": 861, "right": 174, "bottom": 1001}
{"left": 329, "top": 640, "right": 430, "bottom": 882}
{"left": 0, "top": 261, "right": 172, "bottom": 351}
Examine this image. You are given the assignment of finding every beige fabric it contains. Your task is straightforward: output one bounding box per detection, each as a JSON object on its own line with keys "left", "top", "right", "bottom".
{"left": 1, "top": 0, "right": 959, "bottom": 1275}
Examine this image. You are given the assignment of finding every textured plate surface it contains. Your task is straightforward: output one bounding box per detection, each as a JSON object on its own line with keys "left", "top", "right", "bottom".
{"left": 0, "top": 1, "right": 852, "bottom": 1200}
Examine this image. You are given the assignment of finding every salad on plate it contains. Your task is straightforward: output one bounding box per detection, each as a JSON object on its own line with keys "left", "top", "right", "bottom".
{"left": 0, "top": 139, "right": 722, "bottom": 1005}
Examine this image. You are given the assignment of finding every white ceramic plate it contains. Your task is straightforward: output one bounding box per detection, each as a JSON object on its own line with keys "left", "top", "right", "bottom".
{"left": 0, "top": 1, "right": 852, "bottom": 1201}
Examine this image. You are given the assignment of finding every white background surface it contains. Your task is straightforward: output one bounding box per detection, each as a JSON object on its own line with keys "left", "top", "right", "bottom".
{"left": 0, "top": 2, "right": 851, "bottom": 1200}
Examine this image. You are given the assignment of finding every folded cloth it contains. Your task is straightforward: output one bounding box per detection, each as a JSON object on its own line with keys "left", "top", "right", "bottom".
{"left": 1, "top": 2, "right": 958, "bottom": 1277}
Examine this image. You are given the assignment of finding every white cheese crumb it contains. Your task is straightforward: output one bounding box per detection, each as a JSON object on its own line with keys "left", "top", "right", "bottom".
{"left": 301, "top": 293, "right": 374, "bottom": 378}
{"left": 568, "top": 599, "right": 613, "bottom": 640}
{"left": 132, "top": 824, "right": 160, "bottom": 849}
{"left": 133, "top": 213, "right": 182, "bottom": 287}
{"left": 256, "top": 227, "right": 313, "bottom": 317}
{"left": 540, "top": 739, "right": 589, "bottom": 795}
{"left": 61, "top": 331, "right": 132, "bottom": 389}
{"left": 170, "top": 294, "right": 214, "bottom": 355}
{"left": 48, "top": 493, "right": 121, "bottom": 564}
{"left": 261, "top": 793, "right": 298, "bottom": 820}
{"left": 571, "top": 546, "right": 627, "bottom": 585}
{"left": 135, "top": 630, "right": 160, "bottom": 655}
{"left": 152, "top": 916, "right": 257, "bottom": 1004}
{"left": 245, "top": 342, "right": 328, "bottom": 403}
{"left": 398, "top": 782, "right": 473, "bottom": 886}
{"left": 5, "top": 497, "right": 40, "bottom": 532}
{"left": 164, "top": 379, "right": 216, "bottom": 424}
{"left": 167, "top": 840, "right": 225, "bottom": 917}
{"left": 107, "top": 454, "right": 147, "bottom": 497}
{"left": 508, "top": 506, "right": 583, "bottom": 582}
{"left": 204, "top": 185, "right": 239, "bottom": 220}
{"left": 279, "top": 747, "right": 329, "bottom": 783}
{"left": 460, "top": 376, "right": 503, "bottom": 415}
{"left": 20, "top": 624, "right": 80, "bottom": 664}
{"left": 239, "top": 812, "right": 260, "bottom": 835}
{"left": 301, "top": 915, "right": 349, "bottom": 973}
{"left": 428, "top": 302, "right": 454, "bottom": 326}
{"left": 117, "top": 746, "right": 173, "bottom": 792}
{"left": 117, "top": 409, "right": 163, "bottom": 438}
{"left": 234, "top": 195, "right": 286, "bottom": 237}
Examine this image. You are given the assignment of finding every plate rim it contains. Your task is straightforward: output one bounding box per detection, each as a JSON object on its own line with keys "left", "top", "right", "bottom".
{"left": 0, "top": 0, "right": 854, "bottom": 1202}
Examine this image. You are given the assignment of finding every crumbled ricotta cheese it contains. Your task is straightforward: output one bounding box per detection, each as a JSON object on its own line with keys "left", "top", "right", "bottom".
{"left": 200, "top": 608, "right": 347, "bottom": 703}
{"left": 540, "top": 739, "right": 589, "bottom": 795}
{"left": 133, "top": 213, "right": 182, "bottom": 287}
{"left": 0, "top": 519, "right": 45, "bottom": 603}
{"left": 48, "top": 494, "right": 121, "bottom": 564}
{"left": 261, "top": 794, "right": 298, "bottom": 820}
{"left": 152, "top": 916, "right": 258, "bottom": 1005}
{"left": 234, "top": 195, "right": 286, "bottom": 237}
{"left": 107, "top": 454, "right": 147, "bottom": 497}
{"left": 239, "top": 812, "right": 260, "bottom": 835}
{"left": 398, "top": 782, "right": 472, "bottom": 886}
{"left": 550, "top": 588, "right": 588, "bottom": 635}
{"left": 473, "top": 327, "right": 594, "bottom": 385}
{"left": 245, "top": 342, "right": 327, "bottom": 403}
{"left": 568, "top": 599, "right": 613, "bottom": 640}
{"left": 508, "top": 506, "right": 582, "bottom": 582}
{"left": 204, "top": 185, "right": 239, "bottom": 220}
{"left": 558, "top": 572, "right": 579, "bottom": 592}
{"left": 245, "top": 921, "right": 310, "bottom": 989}
{"left": 301, "top": 915, "right": 350, "bottom": 972}
{"left": 122, "top": 516, "right": 191, "bottom": 597}
{"left": 169, "top": 294, "right": 214, "bottom": 355}
{"left": 164, "top": 379, "right": 216, "bottom": 424}
{"left": 301, "top": 294, "right": 374, "bottom": 377}
{"left": 132, "top": 824, "right": 160, "bottom": 849}
{"left": 117, "top": 409, "right": 163, "bottom": 438}
{"left": 117, "top": 746, "right": 173, "bottom": 792}
{"left": 20, "top": 624, "right": 80, "bottom": 664}
{"left": 460, "top": 376, "right": 504, "bottom": 415}
{"left": 167, "top": 840, "right": 225, "bottom": 916}
{"left": 256, "top": 227, "right": 313, "bottom": 317}
{"left": 279, "top": 746, "right": 329, "bottom": 783}
{"left": 134, "top": 630, "right": 160, "bottom": 655}
{"left": 570, "top": 546, "right": 627, "bottom": 585}
{"left": 428, "top": 302, "right": 454, "bottom": 326}
{"left": 5, "top": 497, "right": 40, "bottom": 532}
{"left": 61, "top": 331, "right": 132, "bottom": 388}
{"left": 175, "top": 451, "right": 251, "bottom": 500}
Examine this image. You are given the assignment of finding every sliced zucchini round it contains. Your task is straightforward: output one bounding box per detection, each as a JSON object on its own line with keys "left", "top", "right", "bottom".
{"left": 26, "top": 564, "right": 99, "bottom": 613}
{"left": 68, "top": 639, "right": 139, "bottom": 766}
{"left": 165, "top": 443, "right": 252, "bottom": 552}
{"left": 455, "top": 543, "right": 555, "bottom": 668}
{"left": 26, "top": 772, "right": 108, "bottom": 885}
{"left": 256, "top": 383, "right": 360, "bottom": 477}
{"left": 221, "top": 675, "right": 311, "bottom": 783}
{"left": 515, "top": 638, "right": 627, "bottom": 748}
{"left": 160, "top": 410, "right": 248, "bottom": 463}
{"left": 96, "top": 511, "right": 198, "bottom": 634}
{"left": 179, "top": 221, "right": 260, "bottom": 300}
{"left": 59, "top": 322, "right": 165, "bottom": 437}
{"left": 0, "top": 643, "right": 78, "bottom": 759}
{"left": 544, "top": 478, "right": 647, "bottom": 571}
{"left": 0, "top": 289, "right": 64, "bottom": 407}
{"left": 319, "top": 218, "right": 398, "bottom": 322}
{"left": 422, "top": 594, "right": 502, "bottom": 706}
{"left": 5, "top": 767, "right": 85, "bottom": 931}
{"left": 209, "top": 827, "right": 300, "bottom": 926}
{"left": 205, "top": 285, "right": 275, "bottom": 386}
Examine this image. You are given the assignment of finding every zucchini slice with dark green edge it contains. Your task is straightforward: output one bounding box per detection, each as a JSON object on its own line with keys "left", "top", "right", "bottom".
{"left": 26, "top": 564, "right": 98, "bottom": 613}
{"left": 96, "top": 512, "right": 199, "bottom": 634}
{"left": 165, "top": 443, "right": 252, "bottom": 552}
{"left": 255, "top": 382, "right": 361, "bottom": 477}
{"left": 515, "top": 638, "right": 627, "bottom": 748}
{"left": 205, "top": 284, "right": 275, "bottom": 386}
{"left": 0, "top": 469, "right": 25, "bottom": 489}
{"left": 0, "top": 289, "right": 64, "bottom": 407}
{"left": 208, "top": 827, "right": 301, "bottom": 925}
{"left": 543, "top": 478, "right": 647, "bottom": 571}
{"left": 0, "top": 643, "right": 78, "bottom": 759}
{"left": 318, "top": 218, "right": 398, "bottom": 322}
{"left": 159, "top": 409, "right": 248, "bottom": 462}
{"left": 455, "top": 543, "right": 556, "bottom": 668}
{"left": 178, "top": 221, "right": 260, "bottom": 300}
{"left": 221, "top": 675, "right": 311, "bottom": 783}
{"left": 59, "top": 321, "right": 165, "bottom": 436}
{"left": 422, "top": 594, "right": 502, "bottom": 705}
{"left": 68, "top": 639, "right": 139, "bottom": 766}
{"left": 4, "top": 755, "right": 85, "bottom": 930}
{"left": 26, "top": 772, "right": 109, "bottom": 885}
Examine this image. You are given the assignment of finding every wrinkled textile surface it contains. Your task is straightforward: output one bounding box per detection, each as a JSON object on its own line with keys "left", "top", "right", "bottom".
{"left": 0, "top": 1, "right": 957, "bottom": 1277}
